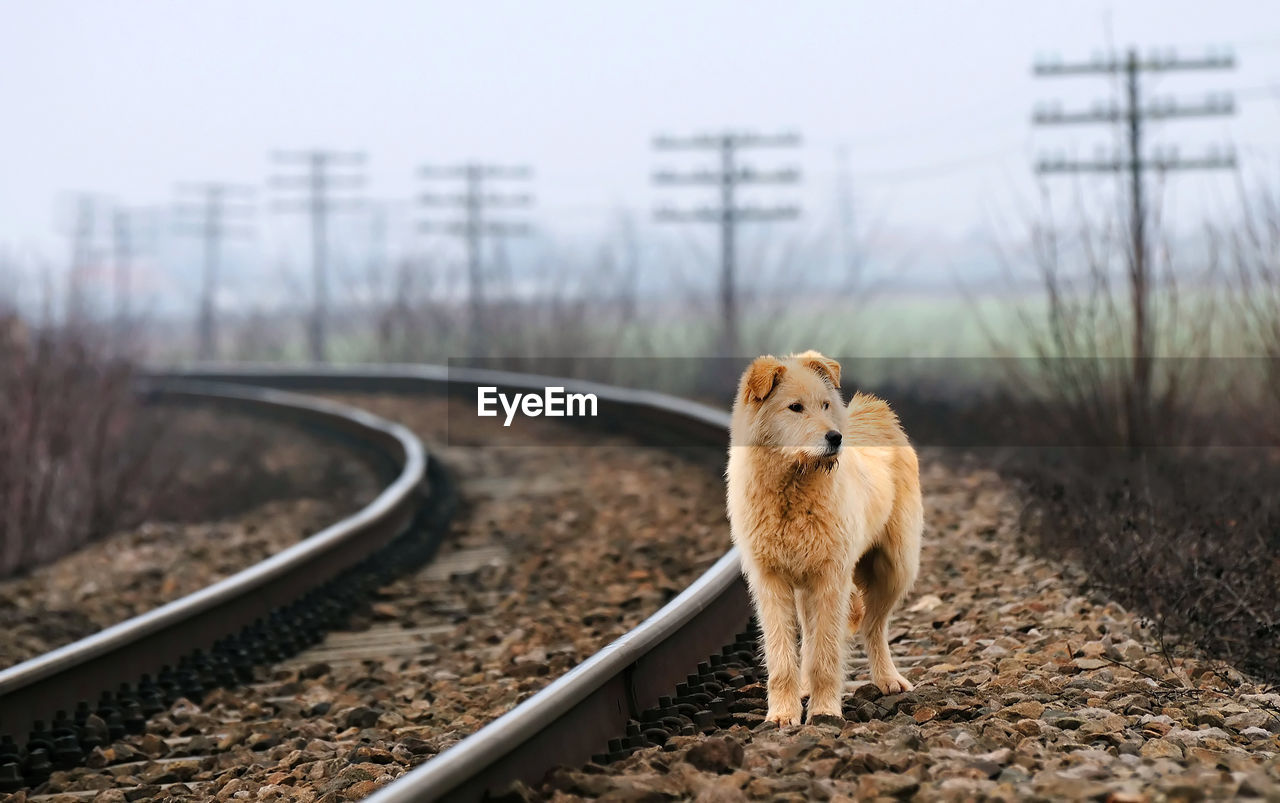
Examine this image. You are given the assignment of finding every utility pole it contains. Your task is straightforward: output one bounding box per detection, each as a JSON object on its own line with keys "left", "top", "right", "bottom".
{"left": 653, "top": 131, "right": 801, "bottom": 357}
{"left": 174, "top": 183, "right": 254, "bottom": 360}
{"left": 272, "top": 150, "right": 365, "bottom": 363}
{"left": 112, "top": 209, "right": 133, "bottom": 333}
{"left": 1033, "top": 46, "right": 1236, "bottom": 449}
{"left": 365, "top": 202, "right": 395, "bottom": 360}
{"left": 62, "top": 194, "right": 106, "bottom": 326}
{"left": 111, "top": 206, "right": 154, "bottom": 343}
{"left": 418, "top": 163, "right": 533, "bottom": 357}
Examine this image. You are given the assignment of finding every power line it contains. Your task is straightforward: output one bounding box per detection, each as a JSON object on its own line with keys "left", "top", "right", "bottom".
{"left": 652, "top": 130, "right": 802, "bottom": 357}
{"left": 271, "top": 150, "right": 366, "bottom": 363}
{"left": 174, "top": 183, "right": 254, "bottom": 360}
{"left": 1032, "top": 46, "right": 1236, "bottom": 450}
{"left": 418, "top": 163, "right": 533, "bottom": 357}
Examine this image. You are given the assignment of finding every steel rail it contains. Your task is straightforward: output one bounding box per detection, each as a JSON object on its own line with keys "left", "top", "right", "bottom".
{"left": 0, "top": 379, "right": 429, "bottom": 743}
{"left": 153, "top": 364, "right": 749, "bottom": 802}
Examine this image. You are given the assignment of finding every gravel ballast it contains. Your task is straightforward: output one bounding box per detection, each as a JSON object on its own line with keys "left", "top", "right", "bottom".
{"left": 529, "top": 452, "right": 1280, "bottom": 802}
{"left": 0, "top": 406, "right": 380, "bottom": 670}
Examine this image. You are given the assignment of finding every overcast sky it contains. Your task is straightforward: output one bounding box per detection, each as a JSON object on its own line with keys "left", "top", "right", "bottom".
{"left": 1, "top": 1, "right": 1277, "bottom": 303}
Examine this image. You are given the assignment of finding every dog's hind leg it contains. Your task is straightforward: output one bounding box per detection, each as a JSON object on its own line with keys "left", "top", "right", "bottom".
{"left": 854, "top": 546, "right": 915, "bottom": 694}
{"left": 753, "top": 571, "right": 803, "bottom": 726}
{"left": 798, "top": 575, "right": 853, "bottom": 720}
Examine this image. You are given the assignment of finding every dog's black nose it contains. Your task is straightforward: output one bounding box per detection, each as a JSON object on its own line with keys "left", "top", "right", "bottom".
{"left": 825, "top": 430, "right": 842, "bottom": 447}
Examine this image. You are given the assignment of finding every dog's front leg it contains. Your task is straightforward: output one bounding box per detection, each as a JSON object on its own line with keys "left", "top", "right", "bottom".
{"left": 799, "top": 575, "right": 852, "bottom": 720}
{"left": 795, "top": 589, "right": 810, "bottom": 699}
{"left": 753, "top": 571, "right": 802, "bottom": 726}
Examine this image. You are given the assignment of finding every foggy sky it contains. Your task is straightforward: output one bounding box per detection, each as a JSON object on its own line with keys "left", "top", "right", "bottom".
{"left": 1, "top": 1, "right": 1277, "bottom": 303}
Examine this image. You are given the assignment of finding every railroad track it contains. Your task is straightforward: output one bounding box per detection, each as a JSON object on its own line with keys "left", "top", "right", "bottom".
{"left": 163, "top": 365, "right": 751, "bottom": 803}
{"left": 0, "top": 379, "right": 446, "bottom": 794}
{"left": 0, "top": 366, "right": 755, "bottom": 802}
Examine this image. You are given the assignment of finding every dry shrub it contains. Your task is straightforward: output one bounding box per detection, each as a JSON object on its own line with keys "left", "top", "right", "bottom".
{"left": 1222, "top": 177, "right": 1280, "bottom": 439}
{"left": 0, "top": 315, "right": 152, "bottom": 575}
{"left": 987, "top": 188, "right": 1215, "bottom": 450}
{"left": 1017, "top": 448, "right": 1280, "bottom": 683}
{"left": 985, "top": 183, "right": 1280, "bottom": 681}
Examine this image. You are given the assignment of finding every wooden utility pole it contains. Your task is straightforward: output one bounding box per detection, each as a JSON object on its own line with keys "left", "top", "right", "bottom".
{"left": 112, "top": 209, "right": 134, "bottom": 333}
{"left": 111, "top": 206, "right": 156, "bottom": 343}
{"left": 63, "top": 195, "right": 102, "bottom": 326}
{"left": 652, "top": 132, "right": 801, "bottom": 357}
{"left": 174, "top": 184, "right": 254, "bottom": 360}
{"left": 1033, "top": 47, "right": 1236, "bottom": 448}
{"left": 272, "top": 151, "right": 365, "bottom": 363}
{"left": 418, "top": 163, "right": 533, "bottom": 358}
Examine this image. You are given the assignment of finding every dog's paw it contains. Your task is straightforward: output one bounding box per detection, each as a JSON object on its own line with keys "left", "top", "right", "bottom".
{"left": 765, "top": 705, "right": 802, "bottom": 727}
{"left": 873, "top": 671, "right": 914, "bottom": 694}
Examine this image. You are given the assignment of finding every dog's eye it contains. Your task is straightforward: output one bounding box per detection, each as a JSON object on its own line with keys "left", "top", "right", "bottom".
{"left": 788, "top": 402, "right": 803, "bottom": 412}
{"left": 822, "top": 401, "right": 830, "bottom": 410}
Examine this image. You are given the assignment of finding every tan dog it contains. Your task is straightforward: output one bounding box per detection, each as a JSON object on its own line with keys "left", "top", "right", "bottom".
{"left": 726, "top": 351, "right": 922, "bottom": 726}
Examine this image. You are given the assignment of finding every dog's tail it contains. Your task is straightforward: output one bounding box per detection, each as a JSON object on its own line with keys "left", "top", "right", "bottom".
{"left": 845, "top": 392, "right": 909, "bottom": 447}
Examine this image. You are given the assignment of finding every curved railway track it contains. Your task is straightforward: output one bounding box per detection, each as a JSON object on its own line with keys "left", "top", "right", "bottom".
{"left": 159, "top": 365, "right": 750, "bottom": 803}
{"left": 0, "top": 366, "right": 752, "bottom": 802}
{"left": 0, "top": 379, "right": 447, "bottom": 794}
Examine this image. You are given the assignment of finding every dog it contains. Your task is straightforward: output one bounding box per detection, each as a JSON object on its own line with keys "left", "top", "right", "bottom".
{"left": 726, "top": 350, "right": 923, "bottom": 726}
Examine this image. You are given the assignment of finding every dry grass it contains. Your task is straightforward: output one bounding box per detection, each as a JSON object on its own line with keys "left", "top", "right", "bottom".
{"left": 1014, "top": 448, "right": 1280, "bottom": 683}
{"left": 975, "top": 180, "right": 1280, "bottom": 683}
{"left": 0, "top": 315, "right": 153, "bottom": 576}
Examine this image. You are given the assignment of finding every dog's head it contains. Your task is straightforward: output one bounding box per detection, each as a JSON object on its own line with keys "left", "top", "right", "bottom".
{"left": 731, "top": 350, "right": 845, "bottom": 465}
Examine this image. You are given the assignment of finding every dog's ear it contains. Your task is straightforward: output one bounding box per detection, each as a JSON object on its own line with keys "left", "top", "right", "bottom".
{"left": 794, "top": 350, "right": 841, "bottom": 389}
{"left": 741, "top": 356, "right": 785, "bottom": 403}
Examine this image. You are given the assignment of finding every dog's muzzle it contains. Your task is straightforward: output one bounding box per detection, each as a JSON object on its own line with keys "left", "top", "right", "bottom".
{"left": 823, "top": 430, "right": 843, "bottom": 456}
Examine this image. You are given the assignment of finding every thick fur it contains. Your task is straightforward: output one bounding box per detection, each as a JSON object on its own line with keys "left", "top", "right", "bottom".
{"left": 726, "top": 351, "right": 923, "bottom": 726}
